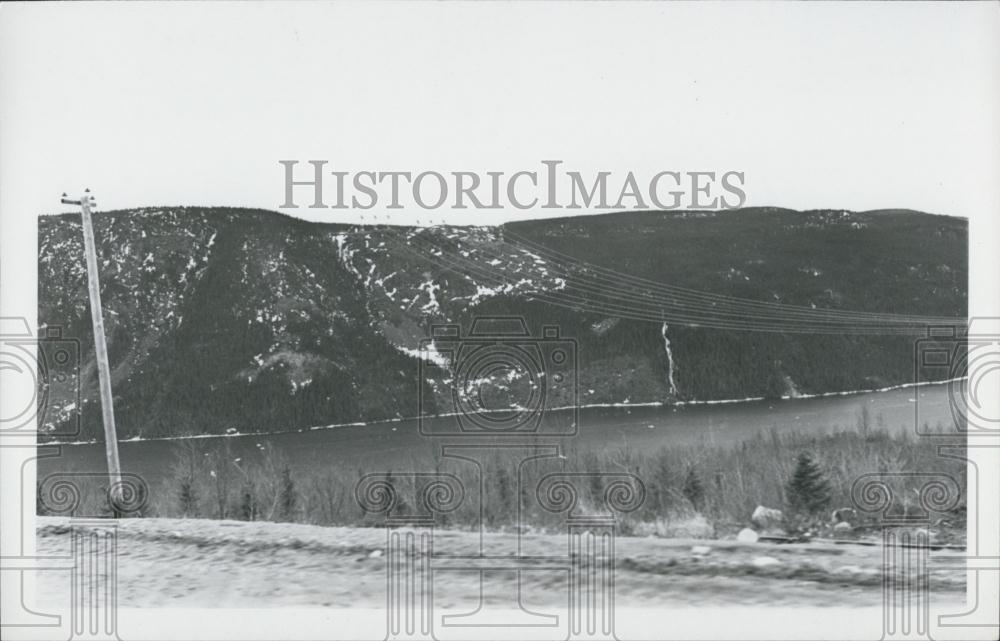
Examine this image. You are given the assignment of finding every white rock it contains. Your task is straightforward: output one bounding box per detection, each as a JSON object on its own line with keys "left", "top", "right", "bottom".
{"left": 691, "top": 545, "right": 712, "bottom": 556}
{"left": 752, "top": 556, "right": 780, "bottom": 568}
{"left": 833, "top": 521, "right": 852, "bottom": 531}
{"left": 368, "top": 549, "right": 383, "bottom": 558}
{"left": 736, "top": 528, "right": 759, "bottom": 543}
{"left": 751, "top": 505, "right": 784, "bottom": 530}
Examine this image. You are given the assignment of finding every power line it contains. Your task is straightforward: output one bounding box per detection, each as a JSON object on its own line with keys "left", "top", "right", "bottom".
{"left": 364, "top": 226, "right": 964, "bottom": 335}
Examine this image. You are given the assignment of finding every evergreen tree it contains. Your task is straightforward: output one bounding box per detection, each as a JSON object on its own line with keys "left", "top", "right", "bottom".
{"left": 681, "top": 467, "right": 705, "bottom": 510}
{"left": 384, "top": 470, "right": 407, "bottom": 515}
{"left": 652, "top": 457, "right": 674, "bottom": 513}
{"left": 240, "top": 482, "right": 258, "bottom": 521}
{"left": 178, "top": 477, "right": 198, "bottom": 517}
{"left": 785, "top": 452, "right": 832, "bottom": 516}
{"left": 279, "top": 467, "right": 297, "bottom": 521}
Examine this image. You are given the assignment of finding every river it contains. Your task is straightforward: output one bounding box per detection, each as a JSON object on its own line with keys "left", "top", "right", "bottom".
{"left": 38, "top": 382, "right": 959, "bottom": 484}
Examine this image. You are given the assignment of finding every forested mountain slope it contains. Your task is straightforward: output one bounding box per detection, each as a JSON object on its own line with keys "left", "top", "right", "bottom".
{"left": 37, "top": 207, "right": 966, "bottom": 441}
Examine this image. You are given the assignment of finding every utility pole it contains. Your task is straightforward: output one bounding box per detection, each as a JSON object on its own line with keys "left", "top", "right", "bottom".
{"left": 61, "top": 189, "right": 123, "bottom": 511}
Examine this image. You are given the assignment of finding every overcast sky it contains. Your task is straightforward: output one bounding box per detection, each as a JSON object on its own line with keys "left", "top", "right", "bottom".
{"left": 1, "top": 1, "right": 998, "bottom": 228}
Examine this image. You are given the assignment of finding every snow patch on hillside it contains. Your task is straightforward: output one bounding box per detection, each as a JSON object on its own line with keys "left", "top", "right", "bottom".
{"left": 394, "top": 341, "right": 450, "bottom": 368}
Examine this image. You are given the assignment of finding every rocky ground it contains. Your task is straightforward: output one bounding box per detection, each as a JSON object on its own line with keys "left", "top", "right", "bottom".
{"left": 36, "top": 516, "right": 966, "bottom": 609}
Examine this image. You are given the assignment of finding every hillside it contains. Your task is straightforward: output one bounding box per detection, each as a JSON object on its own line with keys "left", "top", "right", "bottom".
{"left": 37, "top": 207, "right": 967, "bottom": 441}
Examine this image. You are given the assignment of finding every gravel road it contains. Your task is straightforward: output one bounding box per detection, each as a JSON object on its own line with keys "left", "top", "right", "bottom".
{"left": 36, "top": 517, "right": 966, "bottom": 609}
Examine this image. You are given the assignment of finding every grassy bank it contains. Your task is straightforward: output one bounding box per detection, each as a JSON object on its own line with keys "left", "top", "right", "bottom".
{"left": 39, "top": 413, "right": 966, "bottom": 541}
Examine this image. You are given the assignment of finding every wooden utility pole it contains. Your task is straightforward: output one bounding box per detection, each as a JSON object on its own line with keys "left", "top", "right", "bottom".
{"left": 61, "top": 189, "right": 123, "bottom": 508}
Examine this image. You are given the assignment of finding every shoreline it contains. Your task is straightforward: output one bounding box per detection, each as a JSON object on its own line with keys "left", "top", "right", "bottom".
{"left": 41, "top": 376, "right": 963, "bottom": 447}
